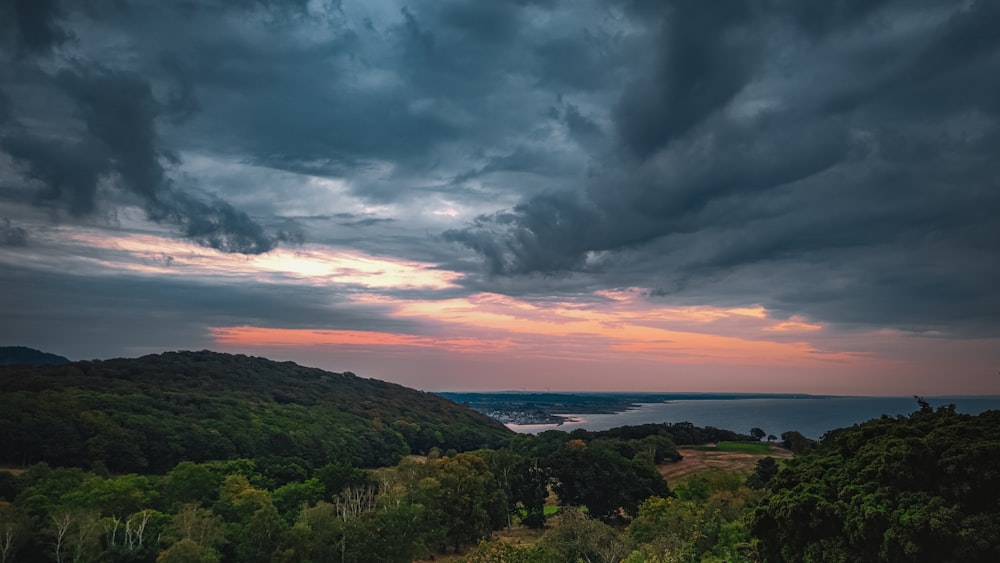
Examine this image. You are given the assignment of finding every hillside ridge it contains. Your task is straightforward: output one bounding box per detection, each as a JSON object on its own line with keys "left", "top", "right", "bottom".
{"left": 0, "top": 349, "right": 512, "bottom": 472}
{"left": 0, "top": 345, "right": 70, "bottom": 365}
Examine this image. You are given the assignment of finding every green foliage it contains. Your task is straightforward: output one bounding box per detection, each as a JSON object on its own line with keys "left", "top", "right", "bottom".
{"left": 271, "top": 478, "right": 323, "bottom": 521}
{"left": 549, "top": 439, "right": 671, "bottom": 522}
{"left": 314, "top": 462, "right": 369, "bottom": 500}
{"left": 746, "top": 457, "right": 779, "bottom": 490}
{"left": 627, "top": 476, "right": 761, "bottom": 563}
{"left": 566, "top": 421, "right": 745, "bottom": 451}
{"left": 696, "top": 441, "right": 773, "bottom": 455}
{"left": 541, "top": 507, "right": 634, "bottom": 563}
{"left": 779, "top": 430, "right": 815, "bottom": 455}
{"left": 157, "top": 538, "right": 222, "bottom": 563}
{"left": 0, "top": 351, "right": 512, "bottom": 472}
{"left": 753, "top": 407, "right": 1000, "bottom": 562}
{"left": 16, "top": 375, "right": 997, "bottom": 563}
{"left": 160, "top": 462, "right": 224, "bottom": 511}
{"left": 463, "top": 539, "right": 550, "bottom": 563}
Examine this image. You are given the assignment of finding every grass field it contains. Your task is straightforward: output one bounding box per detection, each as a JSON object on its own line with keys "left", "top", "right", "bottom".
{"left": 691, "top": 441, "right": 774, "bottom": 455}
{"left": 659, "top": 443, "right": 793, "bottom": 482}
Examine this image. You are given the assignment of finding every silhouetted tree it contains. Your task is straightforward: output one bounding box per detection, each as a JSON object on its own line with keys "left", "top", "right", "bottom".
{"left": 746, "top": 457, "right": 779, "bottom": 490}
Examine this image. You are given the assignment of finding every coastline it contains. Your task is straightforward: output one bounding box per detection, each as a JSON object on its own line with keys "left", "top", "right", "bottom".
{"left": 501, "top": 396, "right": 1000, "bottom": 438}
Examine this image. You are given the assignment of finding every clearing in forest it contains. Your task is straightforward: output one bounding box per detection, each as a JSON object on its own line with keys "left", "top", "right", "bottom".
{"left": 658, "top": 442, "right": 793, "bottom": 482}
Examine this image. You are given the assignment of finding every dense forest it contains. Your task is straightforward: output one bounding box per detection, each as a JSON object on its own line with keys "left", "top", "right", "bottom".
{"left": 0, "top": 347, "right": 69, "bottom": 366}
{"left": 0, "top": 352, "right": 997, "bottom": 562}
{"left": 0, "top": 351, "right": 512, "bottom": 471}
{"left": 752, "top": 402, "right": 1000, "bottom": 562}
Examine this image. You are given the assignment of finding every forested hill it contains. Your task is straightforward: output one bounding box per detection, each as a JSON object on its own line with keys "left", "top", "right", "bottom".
{"left": 0, "top": 350, "right": 512, "bottom": 473}
{"left": 0, "top": 345, "right": 70, "bottom": 365}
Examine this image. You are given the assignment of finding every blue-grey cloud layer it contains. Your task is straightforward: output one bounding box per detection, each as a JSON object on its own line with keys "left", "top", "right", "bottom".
{"left": 446, "top": 1, "right": 1000, "bottom": 334}
{"left": 1, "top": 0, "right": 998, "bottom": 344}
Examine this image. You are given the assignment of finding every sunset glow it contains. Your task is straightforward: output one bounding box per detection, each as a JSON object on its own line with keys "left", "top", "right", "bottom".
{"left": 210, "top": 326, "right": 514, "bottom": 354}
{"left": 3, "top": 0, "right": 998, "bottom": 396}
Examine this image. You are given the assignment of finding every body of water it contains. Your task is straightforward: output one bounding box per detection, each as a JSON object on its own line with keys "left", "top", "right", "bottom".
{"left": 507, "top": 396, "right": 1000, "bottom": 439}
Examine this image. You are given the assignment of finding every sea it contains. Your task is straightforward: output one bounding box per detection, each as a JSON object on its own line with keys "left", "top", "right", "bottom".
{"left": 506, "top": 396, "right": 1000, "bottom": 439}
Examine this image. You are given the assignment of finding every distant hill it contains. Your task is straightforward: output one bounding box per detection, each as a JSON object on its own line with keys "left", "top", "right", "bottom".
{"left": 0, "top": 350, "right": 512, "bottom": 472}
{"left": 0, "top": 345, "right": 70, "bottom": 365}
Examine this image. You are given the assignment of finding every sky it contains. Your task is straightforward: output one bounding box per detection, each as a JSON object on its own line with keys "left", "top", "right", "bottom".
{"left": 1, "top": 0, "right": 998, "bottom": 395}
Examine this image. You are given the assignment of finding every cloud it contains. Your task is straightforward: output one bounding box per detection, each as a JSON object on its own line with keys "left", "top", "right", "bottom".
{"left": 0, "top": 217, "right": 27, "bottom": 245}
{"left": 446, "top": 1, "right": 1000, "bottom": 335}
{"left": 615, "top": 0, "right": 763, "bottom": 158}
{"left": 2, "top": 0, "right": 998, "bottom": 375}
{"left": 0, "top": 260, "right": 422, "bottom": 360}
{"left": 0, "top": 3, "right": 297, "bottom": 254}
{"left": 0, "top": 0, "right": 70, "bottom": 57}
{"left": 210, "top": 326, "right": 515, "bottom": 354}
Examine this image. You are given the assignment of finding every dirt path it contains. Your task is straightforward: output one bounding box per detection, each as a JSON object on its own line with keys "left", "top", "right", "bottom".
{"left": 658, "top": 444, "right": 793, "bottom": 481}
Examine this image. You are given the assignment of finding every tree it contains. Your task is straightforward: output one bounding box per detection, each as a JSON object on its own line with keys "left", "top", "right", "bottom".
{"left": 163, "top": 504, "right": 225, "bottom": 555}
{"left": 463, "top": 539, "right": 547, "bottom": 563}
{"left": 315, "top": 462, "right": 369, "bottom": 500}
{"left": 746, "top": 457, "right": 778, "bottom": 490}
{"left": 104, "top": 508, "right": 170, "bottom": 561}
{"left": 753, "top": 408, "right": 1000, "bottom": 562}
{"left": 749, "top": 428, "right": 766, "bottom": 441}
{"left": 157, "top": 538, "right": 221, "bottom": 563}
{"left": 434, "top": 453, "right": 501, "bottom": 551}
{"left": 0, "top": 503, "right": 20, "bottom": 563}
{"left": 511, "top": 461, "right": 549, "bottom": 529}
{"left": 549, "top": 439, "right": 670, "bottom": 522}
{"left": 160, "top": 462, "right": 223, "bottom": 511}
{"left": 780, "top": 431, "right": 813, "bottom": 454}
{"left": 286, "top": 502, "right": 344, "bottom": 562}
{"left": 271, "top": 478, "right": 323, "bottom": 521}
{"left": 543, "top": 508, "right": 632, "bottom": 563}
{"left": 478, "top": 449, "right": 519, "bottom": 528}
{"left": 50, "top": 509, "right": 101, "bottom": 563}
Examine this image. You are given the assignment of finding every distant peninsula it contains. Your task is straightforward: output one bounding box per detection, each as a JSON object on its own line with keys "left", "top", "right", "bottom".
{"left": 437, "top": 391, "right": 829, "bottom": 426}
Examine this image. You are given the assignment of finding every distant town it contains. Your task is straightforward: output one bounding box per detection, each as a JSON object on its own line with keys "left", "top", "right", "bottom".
{"left": 481, "top": 408, "right": 566, "bottom": 425}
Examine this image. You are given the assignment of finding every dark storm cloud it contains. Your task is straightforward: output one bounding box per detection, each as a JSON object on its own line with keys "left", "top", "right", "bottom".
{"left": 448, "top": 0, "right": 1000, "bottom": 335}
{"left": 0, "top": 263, "right": 420, "bottom": 360}
{"left": 0, "top": 0, "right": 70, "bottom": 57}
{"left": 615, "top": 0, "right": 763, "bottom": 158}
{"left": 0, "top": 1, "right": 297, "bottom": 254}
{"left": 122, "top": 0, "right": 616, "bottom": 205}
{"left": 0, "top": 217, "right": 27, "bottom": 246}
{"left": 5, "top": 0, "right": 997, "bottom": 341}
{"left": 774, "top": 0, "right": 892, "bottom": 37}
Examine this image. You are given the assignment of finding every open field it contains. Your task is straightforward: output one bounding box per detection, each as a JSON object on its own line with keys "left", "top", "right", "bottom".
{"left": 690, "top": 441, "right": 775, "bottom": 455}
{"left": 658, "top": 443, "right": 793, "bottom": 482}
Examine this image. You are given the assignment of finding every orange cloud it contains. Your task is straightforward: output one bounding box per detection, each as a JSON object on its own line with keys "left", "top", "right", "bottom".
{"left": 345, "top": 290, "right": 869, "bottom": 367}
{"left": 209, "top": 326, "right": 515, "bottom": 354}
